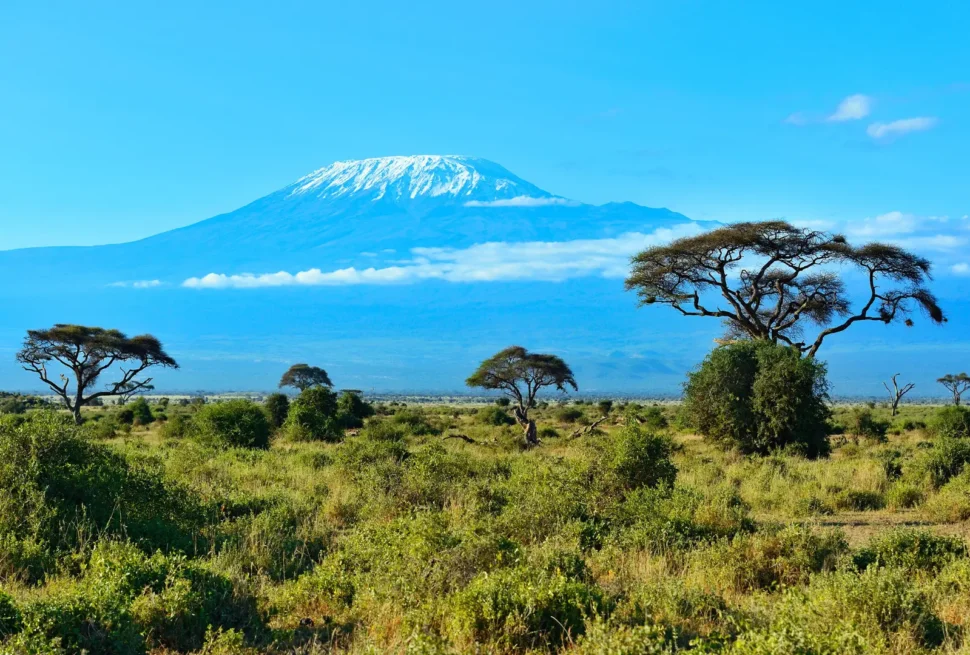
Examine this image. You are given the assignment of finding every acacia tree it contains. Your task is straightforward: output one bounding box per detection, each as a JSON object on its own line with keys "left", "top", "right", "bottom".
{"left": 938, "top": 373, "right": 970, "bottom": 406}
{"left": 466, "top": 346, "right": 577, "bottom": 446}
{"left": 883, "top": 374, "right": 915, "bottom": 417}
{"left": 16, "top": 324, "right": 178, "bottom": 424}
{"left": 279, "top": 363, "right": 332, "bottom": 391}
{"left": 625, "top": 221, "right": 945, "bottom": 357}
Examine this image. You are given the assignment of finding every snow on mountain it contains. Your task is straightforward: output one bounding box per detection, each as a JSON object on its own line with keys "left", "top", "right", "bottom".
{"left": 286, "top": 155, "right": 556, "bottom": 204}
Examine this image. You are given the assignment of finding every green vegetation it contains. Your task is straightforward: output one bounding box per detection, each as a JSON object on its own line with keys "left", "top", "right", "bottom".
{"left": 0, "top": 399, "right": 968, "bottom": 654}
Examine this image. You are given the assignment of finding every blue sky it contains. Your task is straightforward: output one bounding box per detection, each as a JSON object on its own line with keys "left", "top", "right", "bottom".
{"left": 2, "top": 0, "right": 968, "bottom": 250}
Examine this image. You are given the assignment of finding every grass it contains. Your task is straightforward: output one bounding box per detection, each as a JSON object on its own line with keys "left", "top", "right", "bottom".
{"left": 0, "top": 400, "right": 969, "bottom": 653}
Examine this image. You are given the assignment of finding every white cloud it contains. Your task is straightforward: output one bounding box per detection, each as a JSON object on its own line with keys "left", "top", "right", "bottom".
{"left": 109, "top": 279, "right": 162, "bottom": 288}
{"left": 464, "top": 196, "right": 578, "bottom": 208}
{"left": 783, "top": 112, "right": 809, "bottom": 126}
{"left": 828, "top": 94, "right": 872, "bottom": 122}
{"left": 182, "top": 225, "right": 704, "bottom": 290}
{"left": 952, "top": 263, "right": 970, "bottom": 275}
{"left": 867, "top": 117, "right": 937, "bottom": 140}
{"left": 846, "top": 211, "right": 920, "bottom": 237}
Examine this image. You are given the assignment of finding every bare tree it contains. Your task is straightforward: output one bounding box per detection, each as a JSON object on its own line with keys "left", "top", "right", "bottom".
{"left": 625, "top": 221, "right": 945, "bottom": 357}
{"left": 883, "top": 374, "right": 915, "bottom": 417}
{"left": 466, "top": 346, "right": 577, "bottom": 446}
{"left": 16, "top": 324, "right": 178, "bottom": 424}
{"left": 938, "top": 373, "right": 970, "bottom": 406}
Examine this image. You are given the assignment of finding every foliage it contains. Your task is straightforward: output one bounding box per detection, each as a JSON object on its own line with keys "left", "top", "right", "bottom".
{"left": 263, "top": 392, "right": 290, "bottom": 429}
{"left": 475, "top": 405, "right": 515, "bottom": 426}
{"left": 278, "top": 363, "right": 332, "bottom": 391}
{"left": 605, "top": 424, "right": 677, "bottom": 491}
{"left": 0, "top": 413, "right": 204, "bottom": 582}
{"left": 937, "top": 372, "right": 970, "bottom": 405}
{"left": 928, "top": 405, "right": 970, "bottom": 439}
{"left": 336, "top": 390, "right": 375, "bottom": 429}
{"left": 193, "top": 400, "right": 272, "bottom": 449}
{"left": 128, "top": 397, "right": 154, "bottom": 426}
{"left": 684, "top": 341, "right": 831, "bottom": 457}
{"left": 15, "top": 324, "right": 178, "bottom": 424}
{"left": 625, "top": 220, "right": 945, "bottom": 357}
{"left": 853, "top": 529, "right": 967, "bottom": 573}
{"left": 283, "top": 386, "right": 341, "bottom": 442}
{"left": 848, "top": 408, "right": 889, "bottom": 441}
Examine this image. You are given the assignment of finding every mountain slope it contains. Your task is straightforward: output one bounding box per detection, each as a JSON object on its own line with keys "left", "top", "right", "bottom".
{"left": 0, "top": 155, "right": 707, "bottom": 289}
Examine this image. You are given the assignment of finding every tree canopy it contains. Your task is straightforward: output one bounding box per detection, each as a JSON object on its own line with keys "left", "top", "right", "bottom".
{"left": 938, "top": 373, "right": 970, "bottom": 406}
{"left": 16, "top": 324, "right": 178, "bottom": 424}
{"left": 466, "top": 346, "right": 576, "bottom": 445}
{"left": 279, "top": 363, "right": 333, "bottom": 391}
{"left": 625, "top": 221, "right": 945, "bottom": 357}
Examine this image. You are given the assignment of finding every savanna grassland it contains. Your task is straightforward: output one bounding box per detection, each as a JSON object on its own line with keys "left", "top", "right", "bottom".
{"left": 1, "top": 397, "right": 970, "bottom": 655}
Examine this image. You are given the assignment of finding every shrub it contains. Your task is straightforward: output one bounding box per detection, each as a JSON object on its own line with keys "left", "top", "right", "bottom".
{"left": 853, "top": 529, "right": 968, "bottom": 573}
{"left": 476, "top": 405, "right": 515, "bottom": 426}
{"left": 0, "top": 590, "right": 21, "bottom": 638}
{"left": 596, "top": 400, "right": 613, "bottom": 416}
{"left": 284, "top": 387, "right": 341, "bottom": 442}
{"left": 886, "top": 481, "right": 923, "bottom": 509}
{"left": 495, "top": 397, "right": 511, "bottom": 407}
{"left": 606, "top": 424, "right": 677, "bottom": 491}
{"left": 923, "top": 470, "right": 970, "bottom": 523}
{"left": 0, "top": 413, "right": 204, "bottom": 581}
{"left": 929, "top": 405, "right": 970, "bottom": 439}
{"left": 573, "top": 622, "right": 673, "bottom": 655}
{"left": 194, "top": 400, "right": 272, "bottom": 449}
{"left": 388, "top": 408, "right": 439, "bottom": 435}
{"left": 115, "top": 405, "right": 135, "bottom": 425}
{"left": 160, "top": 412, "right": 193, "bottom": 440}
{"left": 128, "top": 397, "right": 154, "bottom": 426}
{"left": 264, "top": 393, "right": 290, "bottom": 429}
{"left": 848, "top": 408, "right": 889, "bottom": 441}
{"left": 335, "top": 391, "right": 375, "bottom": 430}
{"left": 555, "top": 407, "right": 585, "bottom": 423}
{"left": 448, "top": 566, "right": 605, "bottom": 650}
{"left": 921, "top": 436, "right": 970, "bottom": 488}
{"left": 684, "top": 341, "right": 830, "bottom": 458}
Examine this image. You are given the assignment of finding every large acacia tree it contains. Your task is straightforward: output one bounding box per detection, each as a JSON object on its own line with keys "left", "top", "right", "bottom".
{"left": 16, "top": 324, "right": 178, "bottom": 424}
{"left": 279, "top": 364, "right": 333, "bottom": 392}
{"left": 625, "top": 221, "right": 945, "bottom": 357}
{"left": 938, "top": 373, "right": 970, "bottom": 406}
{"left": 466, "top": 346, "right": 577, "bottom": 446}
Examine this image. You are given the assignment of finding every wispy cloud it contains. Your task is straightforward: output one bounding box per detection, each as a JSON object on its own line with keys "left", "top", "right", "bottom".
{"left": 828, "top": 94, "right": 872, "bottom": 122}
{"left": 464, "top": 196, "right": 578, "bottom": 208}
{"left": 182, "top": 225, "right": 704, "bottom": 290}
{"left": 786, "top": 94, "right": 872, "bottom": 125}
{"left": 953, "top": 263, "right": 970, "bottom": 276}
{"left": 867, "top": 117, "right": 937, "bottom": 140}
{"left": 109, "top": 279, "right": 162, "bottom": 288}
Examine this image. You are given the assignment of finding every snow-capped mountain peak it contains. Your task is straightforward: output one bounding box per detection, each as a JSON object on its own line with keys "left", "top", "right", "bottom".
{"left": 287, "top": 155, "right": 554, "bottom": 203}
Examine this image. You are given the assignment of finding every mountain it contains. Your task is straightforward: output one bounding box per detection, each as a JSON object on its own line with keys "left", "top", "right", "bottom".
{"left": 4, "top": 155, "right": 959, "bottom": 395}
{"left": 0, "top": 155, "right": 704, "bottom": 291}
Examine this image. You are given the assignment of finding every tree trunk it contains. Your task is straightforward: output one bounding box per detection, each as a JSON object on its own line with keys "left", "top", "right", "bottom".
{"left": 72, "top": 403, "right": 83, "bottom": 425}
{"left": 523, "top": 419, "right": 538, "bottom": 446}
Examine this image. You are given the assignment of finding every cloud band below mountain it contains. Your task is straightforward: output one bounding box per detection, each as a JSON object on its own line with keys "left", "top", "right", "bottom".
{"left": 182, "top": 225, "right": 702, "bottom": 289}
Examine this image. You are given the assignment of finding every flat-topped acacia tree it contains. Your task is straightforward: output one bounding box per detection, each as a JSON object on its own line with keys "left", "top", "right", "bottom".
{"left": 624, "top": 221, "right": 945, "bottom": 357}
{"left": 466, "top": 346, "right": 577, "bottom": 446}
{"left": 279, "top": 364, "right": 332, "bottom": 392}
{"left": 938, "top": 373, "right": 970, "bottom": 406}
{"left": 16, "top": 324, "right": 178, "bottom": 424}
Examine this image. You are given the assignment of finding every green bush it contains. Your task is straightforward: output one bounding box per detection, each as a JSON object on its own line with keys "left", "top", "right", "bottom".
{"left": 573, "top": 621, "right": 674, "bottom": 655}
{"left": 128, "top": 397, "right": 154, "bottom": 426}
{"left": 448, "top": 565, "right": 605, "bottom": 650}
{"left": 853, "top": 529, "right": 968, "bottom": 573}
{"left": 848, "top": 408, "right": 889, "bottom": 441}
{"left": 929, "top": 405, "right": 970, "bottom": 439}
{"left": 160, "top": 412, "right": 193, "bottom": 440}
{"left": 684, "top": 341, "right": 831, "bottom": 457}
{"left": 0, "top": 413, "right": 205, "bottom": 582}
{"left": 476, "top": 405, "right": 515, "bottom": 426}
{"left": 283, "top": 387, "right": 341, "bottom": 442}
{"left": 921, "top": 436, "right": 970, "bottom": 488}
{"left": 336, "top": 391, "right": 374, "bottom": 429}
{"left": 555, "top": 407, "right": 585, "bottom": 423}
{"left": 263, "top": 392, "right": 290, "bottom": 429}
{"left": 388, "top": 408, "right": 440, "bottom": 436}
{"left": 194, "top": 400, "right": 272, "bottom": 449}
{"left": 606, "top": 424, "right": 677, "bottom": 491}
{"left": 0, "top": 590, "right": 21, "bottom": 639}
